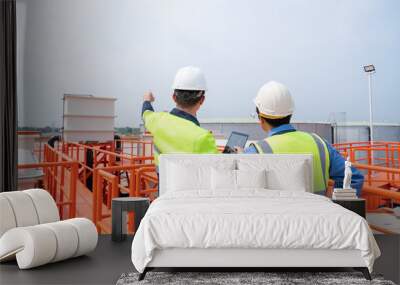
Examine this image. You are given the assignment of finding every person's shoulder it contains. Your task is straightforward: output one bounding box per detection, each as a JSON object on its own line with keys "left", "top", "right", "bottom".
{"left": 144, "top": 110, "right": 170, "bottom": 116}
{"left": 195, "top": 127, "right": 215, "bottom": 137}
{"left": 143, "top": 110, "right": 171, "bottom": 123}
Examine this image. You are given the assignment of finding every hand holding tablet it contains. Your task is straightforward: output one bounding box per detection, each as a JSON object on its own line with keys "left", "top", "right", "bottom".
{"left": 223, "top": 132, "right": 249, "bottom": 154}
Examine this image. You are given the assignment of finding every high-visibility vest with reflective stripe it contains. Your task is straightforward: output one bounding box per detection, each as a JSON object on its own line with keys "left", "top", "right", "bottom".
{"left": 143, "top": 110, "right": 219, "bottom": 165}
{"left": 251, "top": 131, "right": 330, "bottom": 192}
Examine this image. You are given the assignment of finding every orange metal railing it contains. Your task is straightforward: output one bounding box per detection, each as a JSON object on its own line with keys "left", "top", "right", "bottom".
{"left": 60, "top": 141, "right": 154, "bottom": 190}
{"left": 17, "top": 132, "right": 158, "bottom": 232}
{"left": 93, "top": 163, "right": 158, "bottom": 232}
{"left": 333, "top": 141, "right": 400, "bottom": 187}
{"left": 352, "top": 162, "right": 400, "bottom": 187}
{"left": 57, "top": 141, "right": 157, "bottom": 232}
{"left": 353, "top": 162, "right": 400, "bottom": 211}
{"left": 334, "top": 141, "right": 400, "bottom": 168}
{"left": 135, "top": 165, "right": 158, "bottom": 198}
{"left": 18, "top": 144, "right": 79, "bottom": 219}
{"left": 333, "top": 141, "right": 400, "bottom": 214}
{"left": 116, "top": 139, "right": 154, "bottom": 158}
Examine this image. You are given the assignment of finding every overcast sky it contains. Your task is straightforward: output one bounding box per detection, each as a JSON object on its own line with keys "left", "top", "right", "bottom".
{"left": 17, "top": 0, "right": 400, "bottom": 127}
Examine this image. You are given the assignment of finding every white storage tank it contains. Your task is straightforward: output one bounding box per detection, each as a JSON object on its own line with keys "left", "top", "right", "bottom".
{"left": 63, "top": 94, "right": 116, "bottom": 142}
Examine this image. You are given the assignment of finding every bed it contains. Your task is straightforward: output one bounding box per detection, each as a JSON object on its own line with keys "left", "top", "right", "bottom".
{"left": 131, "top": 154, "right": 380, "bottom": 280}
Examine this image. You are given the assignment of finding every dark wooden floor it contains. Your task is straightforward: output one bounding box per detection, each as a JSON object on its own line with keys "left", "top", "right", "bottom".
{"left": 0, "top": 234, "right": 398, "bottom": 285}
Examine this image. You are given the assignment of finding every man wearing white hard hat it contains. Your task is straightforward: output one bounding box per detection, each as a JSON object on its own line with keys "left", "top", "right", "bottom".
{"left": 243, "top": 81, "right": 364, "bottom": 195}
{"left": 141, "top": 66, "right": 218, "bottom": 166}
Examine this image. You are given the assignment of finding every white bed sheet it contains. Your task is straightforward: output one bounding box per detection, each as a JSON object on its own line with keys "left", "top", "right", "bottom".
{"left": 131, "top": 190, "right": 380, "bottom": 273}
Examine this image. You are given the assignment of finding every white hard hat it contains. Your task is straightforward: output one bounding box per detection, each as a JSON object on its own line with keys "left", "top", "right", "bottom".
{"left": 172, "top": 66, "right": 207, "bottom": 91}
{"left": 253, "top": 81, "right": 294, "bottom": 119}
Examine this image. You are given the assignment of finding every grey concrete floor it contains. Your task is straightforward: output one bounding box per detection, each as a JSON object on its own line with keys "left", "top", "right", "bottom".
{"left": 0, "top": 235, "right": 134, "bottom": 285}
{"left": 1, "top": 234, "right": 398, "bottom": 285}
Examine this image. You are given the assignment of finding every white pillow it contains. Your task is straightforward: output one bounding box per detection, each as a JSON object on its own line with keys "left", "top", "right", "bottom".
{"left": 237, "top": 158, "right": 311, "bottom": 192}
{"left": 166, "top": 159, "right": 235, "bottom": 192}
{"left": 211, "top": 169, "right": 268, "bottom": 191}
{"left": 211, "top": 168, "right": 236, "bottom": 190}
{"left": 236, "top": 169, "right": 267, "bottom": 189}
{"left": 266, "top": 161, "right": 308, "bottom": 191}
{"left": 167, "top": 162, "right": 208, "bottom": 191}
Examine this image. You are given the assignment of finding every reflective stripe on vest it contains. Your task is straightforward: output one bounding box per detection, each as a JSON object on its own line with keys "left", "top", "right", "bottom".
{"left": 309, "top": 133, "right": 328, "bottom": 190}
{"left": 251, "top": 131, "right": 330, "bottom": 192}
{"left": 153, "top": 143, "right": 162, "bottom": 156}
{"left": 143, "top": 110, "right": 219, "bottom": 165}
{"left": 152, "top": 144, "right": 162, "bottom": 166}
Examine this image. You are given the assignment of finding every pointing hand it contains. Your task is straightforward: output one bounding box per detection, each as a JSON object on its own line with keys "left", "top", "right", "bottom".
{"left": 143, "top": 91, "right": 155, "bottom": 102}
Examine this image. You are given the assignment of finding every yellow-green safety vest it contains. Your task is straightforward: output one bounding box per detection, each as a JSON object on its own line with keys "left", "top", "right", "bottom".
{"left": 143, "top": 110, "right": 219, "bottom": 165}
{"left": 251, "top": 131, "right": 330, "bottom": 192}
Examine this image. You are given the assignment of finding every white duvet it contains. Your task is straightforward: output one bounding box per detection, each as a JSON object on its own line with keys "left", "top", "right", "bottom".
{"left": 131, "top": 190, "right": 380, "bottom": 273}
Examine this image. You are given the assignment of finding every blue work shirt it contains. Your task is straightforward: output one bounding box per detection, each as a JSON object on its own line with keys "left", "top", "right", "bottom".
{"left": 142, "top": 101, "right": 200, "bottom": 126}
{"left": 245, "top": 124, "right": 364, "bottom": 195}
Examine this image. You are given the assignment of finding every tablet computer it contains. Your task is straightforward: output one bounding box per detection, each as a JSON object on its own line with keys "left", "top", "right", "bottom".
{"left": 223, "top": 131, "right": 249, "bottom": 153}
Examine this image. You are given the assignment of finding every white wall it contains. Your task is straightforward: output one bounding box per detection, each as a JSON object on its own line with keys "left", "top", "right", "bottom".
{"left": 17, "top": 0, "right": 400, "bottom": 127}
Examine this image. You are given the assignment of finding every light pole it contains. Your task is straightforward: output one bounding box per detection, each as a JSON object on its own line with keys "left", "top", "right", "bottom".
{"left": 363, "top": 64, "right": 376, "bottom": 141}
{"left": 363, "top": 64, "right": 375, "bottom": 163}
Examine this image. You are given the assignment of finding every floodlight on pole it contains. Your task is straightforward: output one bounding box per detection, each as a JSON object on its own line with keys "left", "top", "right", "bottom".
{"left": 364, "top": 64, "right": 375, "bottom": 164}
{"left": 363, "top": 64, "right": 375, "bottom": 163}
{"left": 363, "top": 64, "right": 375, "bottom": 73}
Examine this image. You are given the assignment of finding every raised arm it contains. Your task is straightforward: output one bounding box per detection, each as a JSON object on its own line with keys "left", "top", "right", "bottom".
{"left": 141, "top": 91, "right": 155, "bottom": 118}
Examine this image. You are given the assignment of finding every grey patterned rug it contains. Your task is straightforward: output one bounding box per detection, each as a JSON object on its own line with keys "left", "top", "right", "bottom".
{"left": 116, "top": 271, "right": 395, "bottom": 285}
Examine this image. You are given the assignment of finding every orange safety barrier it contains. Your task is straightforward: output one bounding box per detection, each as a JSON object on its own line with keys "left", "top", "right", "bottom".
{"left": 116, "top": 139, "right": 154, "bottom": 157}
{"left": 352, "top": 162, "right": 400, "bottom": 187}
{"left": 333, "top": 141, "right": 400, "bottom": 215}
{"left": 135, "top": 165, "right": 158, "bottom": 198}
{"left": 361, "top": 184, "right": 400, "bottom": 210}
{"left": 18, "top": 144, "right": 79, "bottom": 219}
{"left": 20, "top": 136, "right": 399, "bottom": 234}
{"left": 94, "top": 169, "right": 119, "bottom": 232}
{"left": 333, "top": 141, "right": 400, "bottom": 187}
{"left": 352, "top": 162, "right": 400, "bottom": 211}
{"left": 34, "top": 140, "right": 157, "bottom": 233}
{"left": 334, "top": 141, "right": 400, "bottom": 168}
{"left": 92, "top": 163, "right": 158, "bottom": 232}
{"left": 60, "top": 141, "right": 154, "bottom": 190}
{"left": 17, "top": 133, "right": 157, "bottom": 229}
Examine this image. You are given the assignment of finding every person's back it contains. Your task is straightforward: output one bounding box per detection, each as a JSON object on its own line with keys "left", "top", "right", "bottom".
{"left": 251, "top": 127, "right": 330, "bottom": 193}
{"left": 243, "top": 81, "right": 364, "bottom": 195}
{"left": 143, "top": 111, "right": 218, "bottom": 161}
{"left": 141, "top": 66, "right": 218, "bottom": 165}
